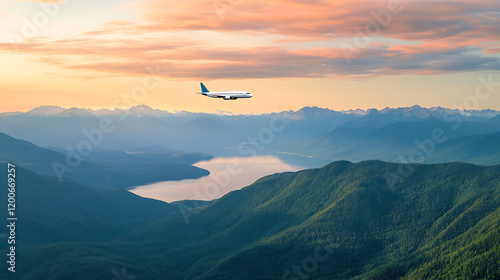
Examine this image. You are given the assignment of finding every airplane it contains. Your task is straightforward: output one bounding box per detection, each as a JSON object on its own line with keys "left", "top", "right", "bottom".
{"left": 197, "top": 82, "right": 252, "bottom": 100}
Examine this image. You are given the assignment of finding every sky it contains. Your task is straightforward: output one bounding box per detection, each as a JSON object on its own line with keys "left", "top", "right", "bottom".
{"left": 0, "top": 0, "right": 499, "bottom": 114}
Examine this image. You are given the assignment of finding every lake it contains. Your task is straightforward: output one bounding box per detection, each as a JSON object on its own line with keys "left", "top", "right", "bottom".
{"left": 130, "top": 155, "right": 308, "bottom": 203}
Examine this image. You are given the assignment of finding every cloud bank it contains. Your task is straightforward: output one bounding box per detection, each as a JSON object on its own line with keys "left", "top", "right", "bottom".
{"left": 2, "top": 0, "right": 499, "bottom": 79}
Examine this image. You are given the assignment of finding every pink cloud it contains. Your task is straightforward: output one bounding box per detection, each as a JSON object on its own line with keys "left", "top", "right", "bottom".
{"left": 2, "top": 35, "right": 498, "bottom": 79}
{"left": 129, "top": 0, "right": 500, "bottom": 41}
{"left": 1, "top": 0, "right": 498, "bottom": 79}
{"left": 485, "top": 48, "right": 500, "bottom": 54}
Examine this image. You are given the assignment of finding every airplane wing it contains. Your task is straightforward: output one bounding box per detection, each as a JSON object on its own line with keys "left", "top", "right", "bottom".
{"left": 204, "top": 93, "right": 226, "bottom": 98}
{"left": 201, "top": 92, "right": 226, "bottom": 98}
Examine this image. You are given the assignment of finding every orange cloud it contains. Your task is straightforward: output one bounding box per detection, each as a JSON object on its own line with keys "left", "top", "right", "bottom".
{"left": 2, "top": 0, "right": 499, "bottom": 79}
{"left": 2, "top": 34, "right": 499, "bottom": 79}
{"left": 129, "top": 0, "right": 500, "bottom": 41}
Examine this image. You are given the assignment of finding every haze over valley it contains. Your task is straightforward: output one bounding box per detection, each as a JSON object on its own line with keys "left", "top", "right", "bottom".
{"left": 2, "top": 104, "right": 500, "bottom": 202}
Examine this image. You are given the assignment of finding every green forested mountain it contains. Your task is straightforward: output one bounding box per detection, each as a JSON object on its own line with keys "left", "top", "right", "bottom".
{"left": 0, "top": 165, "right": 174, "bottom": 244}
{"left": 2, "top": 161, "right": 499, "bottom": 279}
{"left": 0, "top": 132, "right": 209, "bottom": 188}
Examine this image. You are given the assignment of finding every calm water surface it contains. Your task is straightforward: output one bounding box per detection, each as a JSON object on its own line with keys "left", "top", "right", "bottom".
{"left": 130, "top": 156, "right": 306, "bottom": 202}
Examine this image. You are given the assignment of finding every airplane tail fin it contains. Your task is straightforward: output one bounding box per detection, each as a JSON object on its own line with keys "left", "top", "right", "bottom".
{"left": 200, "top": 82, "right": 210, "bottom": 93}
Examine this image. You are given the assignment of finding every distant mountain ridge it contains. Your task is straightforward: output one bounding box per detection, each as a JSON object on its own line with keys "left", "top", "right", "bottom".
{"left": 294, "top": 115, "right": 500, "bottom": 164}
{"left": 25, "top": 105, "right": 65, "bottom": 116}
{"left": 4, "top": 104, "right": 500, "bottom": 119}
{"left": 1, "top": 105, "right": 500, "bottom": 163}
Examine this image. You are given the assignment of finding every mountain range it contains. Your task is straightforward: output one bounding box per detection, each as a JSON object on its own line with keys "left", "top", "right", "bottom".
{"left": 1, "top": 104, "right": 500, "bottom": 279}
{"left": 1, "top": 160, "right": 499, "bottom": 279}
{"left": 5, "top": 105, "right": 498, "bottom": 120}
{"left": 1, "top": 105, "right": 498, "bottom": 165}
{"left": 0, "top": 132, "right": 210, "bottom": 189}
{"left": 293, "top": 107, "right": 500, "bottom": 164}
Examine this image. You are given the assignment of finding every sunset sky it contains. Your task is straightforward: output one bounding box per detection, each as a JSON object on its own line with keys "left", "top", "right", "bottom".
{"left": 1, "top": 0, "right": 499, "bottom": 114}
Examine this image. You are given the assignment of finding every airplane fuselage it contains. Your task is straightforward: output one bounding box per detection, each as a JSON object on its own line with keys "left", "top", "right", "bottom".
{"left": 201, "top": 91, "right": 252, "bottom": 100}
{"left": 198, "top": 83, "right": 252, "bottom": 100}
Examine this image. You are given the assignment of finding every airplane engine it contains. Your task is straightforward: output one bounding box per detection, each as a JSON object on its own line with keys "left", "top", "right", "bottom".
{"left": 223, "top": 96, "right": 236, "bottom": 100}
